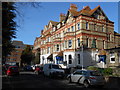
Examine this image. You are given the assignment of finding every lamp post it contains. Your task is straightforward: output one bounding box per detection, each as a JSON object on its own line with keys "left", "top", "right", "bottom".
{"left": 81, "top": 41, "right": 84, "bottom": 70}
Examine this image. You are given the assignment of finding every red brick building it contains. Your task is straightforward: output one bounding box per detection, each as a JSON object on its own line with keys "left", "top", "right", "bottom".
{"left": 33, "top": 4, "right": 120, "bottom": 68}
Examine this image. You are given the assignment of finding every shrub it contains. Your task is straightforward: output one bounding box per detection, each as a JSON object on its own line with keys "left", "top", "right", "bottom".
{"left": 87, "top": 66, "right": 99, "bottom": 71}
{"left": 103, "top": 68, "right": 113, "bottom": 76}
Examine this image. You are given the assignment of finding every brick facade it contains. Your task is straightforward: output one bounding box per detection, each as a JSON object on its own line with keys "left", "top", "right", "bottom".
{"left": 33, "top": 4, "right": 120, "bottom": 68}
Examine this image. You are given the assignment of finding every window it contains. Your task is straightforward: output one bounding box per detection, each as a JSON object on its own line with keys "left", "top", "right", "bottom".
{"left": 77, "top": 23, "right": 80, "bottom": 30}
{"left": 62, "top": 43, "right": 64, "bottom": 50}
{"left": 68, "top": 55, "right": 72, "bottom": 64}
{"left": 74, "top": 71, "right": 87, "bottom": 75}
{"left": 68, "top": 40, "right": 72, "bottom": 48}
{"left": 86, "top": 38, "right": 89, "bottom": 48}
{"left": 71, "top": 26, "right": 74, "bottom": 32}
{"left": 65, "top": 41, "right": 67, "bottom": 48}
{"left": 74, "top": 71, "right": 82, "bottom": 75}
{"left": 68, "top": 28, "right": 70, "bottom": 32}
{"left": 110, "top": 56, "right": 115, "bottom": 63}
{"left": 94, "top": 24, "right": 96, "bottom": 31}
{"left": 42, "top": 56, "right": 45, "bottom": 63}
{"left": 103, "top": 40, "right": 105, "bottom": 49}
{"left": 65, "top": 55, "right": 67, "bottom": 61}
{"left": 47, "top": 37, "right": 50, "bottom": 42}
{"left": 110, "top": 34, "right": 112, "bottom": 41}
{"left": 47, "top": 47, "right": 50, "bottom": 53}
{"left": 111, "top": 58, "right": 115, "bottom": 61}
{"left": 108, "top": 34, "right": 110, "bottom": 41}
{"left": 78, "top": 54, "right": 80, "bottom": 64}
{"left": 92, "top": 39, "right": 96, "bottom": 48}
{"left": 102, "top": 25, "right": 104, "bottom": 32}
{"left": 56, "top": 44, "right": 59, "bottom": 51}
{"left": 77, "top": 38, "right": 80, "bottom": 47}
{"left": 53, "top": 27, "right": 56, "bottom": 31}
{"left": 86, "top": 22, "right": 88, "bottom": 30}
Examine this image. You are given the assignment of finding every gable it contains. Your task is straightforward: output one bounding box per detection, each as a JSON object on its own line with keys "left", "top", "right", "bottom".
{"left": 48, "top": 22, "right": 53, "bottom": 28}
{"left": 92, "top": 7, "right": 108, "bottom": 20}
{"left": 64, "top": 11, "right": 75, "bottom": 24}
{"left": 44, "top": 25, "right": 48, "bottom": 31}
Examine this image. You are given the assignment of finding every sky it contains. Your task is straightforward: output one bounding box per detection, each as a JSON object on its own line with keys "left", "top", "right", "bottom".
{"left": 13, "top": 2, "right": 119, "bottom": 45}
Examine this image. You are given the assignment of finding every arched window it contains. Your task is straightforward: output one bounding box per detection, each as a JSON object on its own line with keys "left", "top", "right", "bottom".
{"left": 68, "top": 55, "right": 72, "bottom": 64}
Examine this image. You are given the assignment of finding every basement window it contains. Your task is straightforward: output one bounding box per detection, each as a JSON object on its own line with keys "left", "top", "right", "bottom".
{"left": 110, "top": 56, "right": 115, "bottom": 63}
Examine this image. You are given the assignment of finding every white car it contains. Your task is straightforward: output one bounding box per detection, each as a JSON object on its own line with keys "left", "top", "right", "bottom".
{"left": 43, "top": 63, "right": 65, "bottom": 78}
{"left": 67, "top": 69, "right": 105, "bottom": 88}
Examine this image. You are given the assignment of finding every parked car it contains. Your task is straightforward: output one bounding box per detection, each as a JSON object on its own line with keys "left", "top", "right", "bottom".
{"left": 7, "top": 66, "right": 20, "bottom": 76}
{"left": 23, "top": 65, "right": 33, "bottom": 71}
{"left": 67, "top": 69, "right": 105, "bottom": 88}
{"left": 31, "top": 65, "right": 36, "bottom": 71}
{"left": 43, "top": 63, "right": 65, "bottom": 78}
{"left": 34, "top": 66, "right": 43, "bottom": 75}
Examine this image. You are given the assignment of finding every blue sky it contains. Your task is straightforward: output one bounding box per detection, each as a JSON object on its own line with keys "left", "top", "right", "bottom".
{"left": 13, "top": 2, "right": 118, "bottom": 45}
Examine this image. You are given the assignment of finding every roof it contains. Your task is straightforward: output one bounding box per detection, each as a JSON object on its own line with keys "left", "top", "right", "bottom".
{"left": 67, "top": 5, "right": 109, "bottom": 20}
{"left": 49, "top": 20, "right": 58, "bottom": 26}
{"left": 114, "top": 31, "right": 120, "bottom": 36}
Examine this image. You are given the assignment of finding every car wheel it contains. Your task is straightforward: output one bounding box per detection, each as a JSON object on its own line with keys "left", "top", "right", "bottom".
{"left": 83, "top": 80, "right": 90, "bottom": 88}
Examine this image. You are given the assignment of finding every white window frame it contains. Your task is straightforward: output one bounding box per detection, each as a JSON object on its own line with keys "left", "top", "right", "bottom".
{"left": 77, "top": 23, "right": 80, "bottom": 30}
{"left": 68, "top": 40, "right": 72, "bottom": 48}
{"left": 71, "top": 26, "right": 74, "bottom": 32}
{"left": 110, "top": 56, "right": 115, "bottom": 63}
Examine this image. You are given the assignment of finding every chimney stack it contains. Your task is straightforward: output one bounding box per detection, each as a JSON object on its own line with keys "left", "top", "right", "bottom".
{"left": 70, "top": 4, "right": 78, "bottom": 11}
{"left": 59, "top": 13, "right": 66, "bottom": 22}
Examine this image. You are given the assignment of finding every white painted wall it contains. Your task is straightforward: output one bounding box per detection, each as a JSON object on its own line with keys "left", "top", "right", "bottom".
{"left": 40, "top": 54, "right": 51, "bottom": 64}
{"left": 40, "top": 49, "right": 100, "bottom": 68}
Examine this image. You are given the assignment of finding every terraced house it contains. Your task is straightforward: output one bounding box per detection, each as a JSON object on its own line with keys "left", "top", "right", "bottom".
{"left": 33, "top": 4, "right": 120, "bottom": 68}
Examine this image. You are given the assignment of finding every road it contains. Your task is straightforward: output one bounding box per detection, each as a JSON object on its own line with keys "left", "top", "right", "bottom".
{"left": 2, "top": 71, "right": 117, "bottom": 89}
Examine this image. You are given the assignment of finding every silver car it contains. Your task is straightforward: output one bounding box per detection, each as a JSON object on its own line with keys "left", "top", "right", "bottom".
{"left": 67, "top": 69, "right": 105, "bottom": 88}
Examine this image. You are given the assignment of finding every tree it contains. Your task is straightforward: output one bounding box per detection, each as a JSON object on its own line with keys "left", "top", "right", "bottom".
{"left": 2, "top": 2, "right": 17, "bottom": 63}
{"left": 2, "top": 2, "right": 41, "bottom": 64}
{"left": 21, "top": 45, "right": 34, "bottom": 66}
{"left": 34, "top": 52, "right": 40, "bottom": 64}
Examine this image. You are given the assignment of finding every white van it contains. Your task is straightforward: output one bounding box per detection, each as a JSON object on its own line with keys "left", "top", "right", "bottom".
{"left": 43, "top": 63, "right": 65, "bottom": 77}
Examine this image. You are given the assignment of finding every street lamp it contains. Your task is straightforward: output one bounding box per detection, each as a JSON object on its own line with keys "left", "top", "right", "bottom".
{"left": 81, "top": 41, "right": 84, "bottom": 70}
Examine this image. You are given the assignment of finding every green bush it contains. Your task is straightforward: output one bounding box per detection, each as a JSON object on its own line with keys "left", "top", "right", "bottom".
{"left": 103, "top": 68, "right": 113, "bottom": 76}
{"left": 87, "top": 66, "right": 113, "bottom": 76}
{"left": 87, "top": 66, "right": 99, "bottom": 71}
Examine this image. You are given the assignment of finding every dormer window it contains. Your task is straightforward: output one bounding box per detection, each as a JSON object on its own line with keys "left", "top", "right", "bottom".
{"left": 62, "top": 20, "right": 65, "bottom": 25}
{"left": 53, "top": 27, "right": 56, "bottom": 31}
{"left": 57, "top": 23, "right": 61, "bottom": 29}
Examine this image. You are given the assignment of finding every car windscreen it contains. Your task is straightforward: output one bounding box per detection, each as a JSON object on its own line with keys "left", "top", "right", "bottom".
{"left": 52, "top": 65, "right": 60, "bottom": 69}
{"left": 10, "top": 67, "right": 18, "bottom": 70}
{"left": 90, "top": 71, "right": 102, "bottom": 76}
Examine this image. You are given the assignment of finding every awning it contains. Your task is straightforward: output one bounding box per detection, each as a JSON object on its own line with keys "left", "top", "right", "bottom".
{"left": 47, "top": 54, "right": 53, "bottom": 61}
{"left": 56, "top": 51, "right": 63, "bottom": 57}
{"left": 98, "top": 49, "right": 107, "bottom": 55}
{"left": 56, "top": 51, "right": 63, "bottom": 61}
